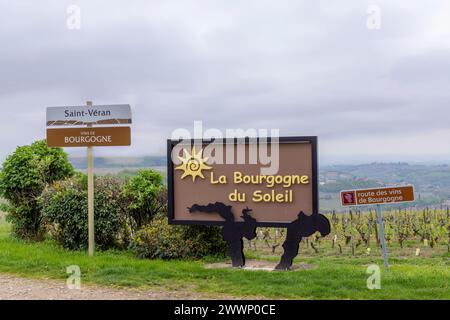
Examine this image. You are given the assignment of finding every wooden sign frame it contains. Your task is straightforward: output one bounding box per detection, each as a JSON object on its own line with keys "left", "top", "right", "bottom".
{"left": 167, "top": 136, "right": 319, "bottom": 228}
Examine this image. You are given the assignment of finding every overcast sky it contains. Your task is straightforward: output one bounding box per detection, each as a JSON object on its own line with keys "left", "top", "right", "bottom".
{"left": 1, "top": 1, "right": 449, "bottom": 164}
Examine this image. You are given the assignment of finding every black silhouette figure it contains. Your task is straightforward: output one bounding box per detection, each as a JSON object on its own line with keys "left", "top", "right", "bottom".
{"left": 275, "top": 212, "right": 331, "bottom": 270}
{"left": 188, "top": 202, "right": 257, "bottom": 268}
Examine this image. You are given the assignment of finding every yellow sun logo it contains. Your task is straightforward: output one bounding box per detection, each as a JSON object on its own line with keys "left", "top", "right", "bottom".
{"left": 175, "top": 146, "right": 212, "bottom": 182}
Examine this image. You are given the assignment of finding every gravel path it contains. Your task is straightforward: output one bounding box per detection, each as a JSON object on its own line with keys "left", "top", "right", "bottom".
{"left": 0, "top": 274, "right": 234, "bottom": 300}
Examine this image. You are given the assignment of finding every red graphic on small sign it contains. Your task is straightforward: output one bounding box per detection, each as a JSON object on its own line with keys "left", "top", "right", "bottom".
{"left": 341, "top": 191, "right": 356, "bottom": 206}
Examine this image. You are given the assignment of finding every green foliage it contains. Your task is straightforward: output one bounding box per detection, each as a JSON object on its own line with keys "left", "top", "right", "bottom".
{"left": 182, "top": 224, "right": 228, "bottom": 257}
{"left": 41, "top": 170, "right": 225, "bottom": 255}
{"left": 130, "top": 216, "right": 226, "bottom": 260}
{"left": 119, "top": 169, "right": 226, "bottom": 259}
{"left": 40, "top": 174, "right": 126, "bottom": 250}
{"left": 0, "top": 140, "right": 73, "bottom": 239}
{"left": 131, "top": 218, "right": 189, "bottom": 259}
{"left": 122, "top": 169, "right": 166, "bottom": 230}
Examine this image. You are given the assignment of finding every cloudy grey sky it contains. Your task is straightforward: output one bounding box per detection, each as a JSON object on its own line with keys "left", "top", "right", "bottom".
{"left": 1, "top": 0, "right": 449, "bottom": 164}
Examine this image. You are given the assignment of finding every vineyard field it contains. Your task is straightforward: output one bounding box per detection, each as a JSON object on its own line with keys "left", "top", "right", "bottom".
{"left": 247, "top": 208, "right": 450, "bottom": 259}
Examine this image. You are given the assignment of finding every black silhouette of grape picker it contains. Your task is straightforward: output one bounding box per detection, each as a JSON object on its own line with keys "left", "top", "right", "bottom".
{"left": 188, "top": 202, "right": 330, "bottom": 270}
{"left": 275, "top": 211, "right": 330, "bottom": 270}
{"left": 188, "top": 202, "right": 257, "bottom": 268}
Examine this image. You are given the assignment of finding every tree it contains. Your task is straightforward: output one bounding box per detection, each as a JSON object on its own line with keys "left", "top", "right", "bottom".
{"left": 0, "top": 140, "right": 74, "bottom": 239}
{"left": 121, "top": 169, "right": 166, "bottom": 231}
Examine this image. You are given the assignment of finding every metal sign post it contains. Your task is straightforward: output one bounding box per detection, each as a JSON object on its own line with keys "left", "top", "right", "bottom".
{"left": 340, "top": 185, "right": 415, "bottom": 272}
{"left": 86, "top": 101, "right": 95, "bottom": 257}
{"left": 376, "top": 204, "right": 389, "bottom": 272}
{"left": 45, "top": 102, "right": 132, "bottom": 257}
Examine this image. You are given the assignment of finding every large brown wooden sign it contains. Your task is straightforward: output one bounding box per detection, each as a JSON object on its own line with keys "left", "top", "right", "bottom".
{"left": 167, "top": 137, "right": 318, "bottom": 227}
{"left": 47, "top": 126, "right": 131, "bottom": 147}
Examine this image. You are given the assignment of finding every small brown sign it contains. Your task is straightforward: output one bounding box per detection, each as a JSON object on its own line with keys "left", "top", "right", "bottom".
{"left": 341, "top": 186, "right": 415, "bottom": 206}
{"left": 47, "top": 127, "right": 131, "bottom": 147}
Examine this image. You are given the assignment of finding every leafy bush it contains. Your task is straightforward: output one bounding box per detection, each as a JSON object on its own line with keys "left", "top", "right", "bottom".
{"left": 130, "top": 216, "right": 226, "bottom": 260}
{"left": 121, "top": 169, "right": 166, "bottom": 231}
{"left": 127, "top": 171, "right": 226, "bottom": 259}
{"left": 131, "top": 218, "right": 189, "bottom": 259}
{"left": 0, "top": 140, "right": 74, "bottom": 240}
{"left": 40, "top": 174, "right": 126, "bottom": 250}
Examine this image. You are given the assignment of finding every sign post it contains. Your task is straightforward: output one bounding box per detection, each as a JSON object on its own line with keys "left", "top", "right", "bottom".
{"left": 46, "top": 102, "right": 132, "bottom": 257}
{"left": 86, "top": 101, "right": 95, "bottom": 257}
{"left": 376, "top": 204, "right": 389, "bottom": 272}
{"left": 341, "top": 185, "right": 415, "bottom": 272}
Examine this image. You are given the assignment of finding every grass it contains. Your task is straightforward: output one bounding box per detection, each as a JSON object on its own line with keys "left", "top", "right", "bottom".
{"left": 0, "top": 219, "right": 448, "bottom": 299}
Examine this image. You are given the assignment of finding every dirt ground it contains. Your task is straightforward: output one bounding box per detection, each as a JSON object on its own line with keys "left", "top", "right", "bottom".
{"left": 0, "top": 274, "right": 240, "bottom": 300}
{"left": 204, "top": 259, "right": 317, "bottom": 271}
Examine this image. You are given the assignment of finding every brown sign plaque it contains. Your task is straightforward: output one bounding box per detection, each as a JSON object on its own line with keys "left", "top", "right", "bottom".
{"left": 341, "top": 186, "right": 415, "bottom": 206}
{"left": 167, "top": 137, "right": 318, "bottom": 227}
{"left": 47, "top": 126, "right": 131, "bottom": 147}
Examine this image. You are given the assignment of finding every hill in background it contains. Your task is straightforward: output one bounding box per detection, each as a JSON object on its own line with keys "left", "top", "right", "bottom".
{"left": 320, "top": 162, "right": 450, "bottom": 209}
{"left": 70, "top": 157, "right": 450, "bottom": 210}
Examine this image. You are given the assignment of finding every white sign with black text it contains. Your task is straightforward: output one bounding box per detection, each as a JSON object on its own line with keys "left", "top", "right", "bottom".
{"left": 46, "top": 104, "right": 132, "bottom": 126}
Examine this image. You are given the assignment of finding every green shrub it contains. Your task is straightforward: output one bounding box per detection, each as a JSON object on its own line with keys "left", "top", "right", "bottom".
{"left": 40, "top": 174, "right": 126, "bottom": 250}
{"left": 122, "top": 169, "right": 166, "bottom": 231}
{"left": 0, "top": 140, "right": 74, "bottom": 240}
{"left": 130, "top": 216, "right": 227, "bottom": 260}
{"left": 131, "top": 218, "right": 189, "bottom": 259}
{"left": 182, "top": 224, "right": 228, "bottom": 258}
